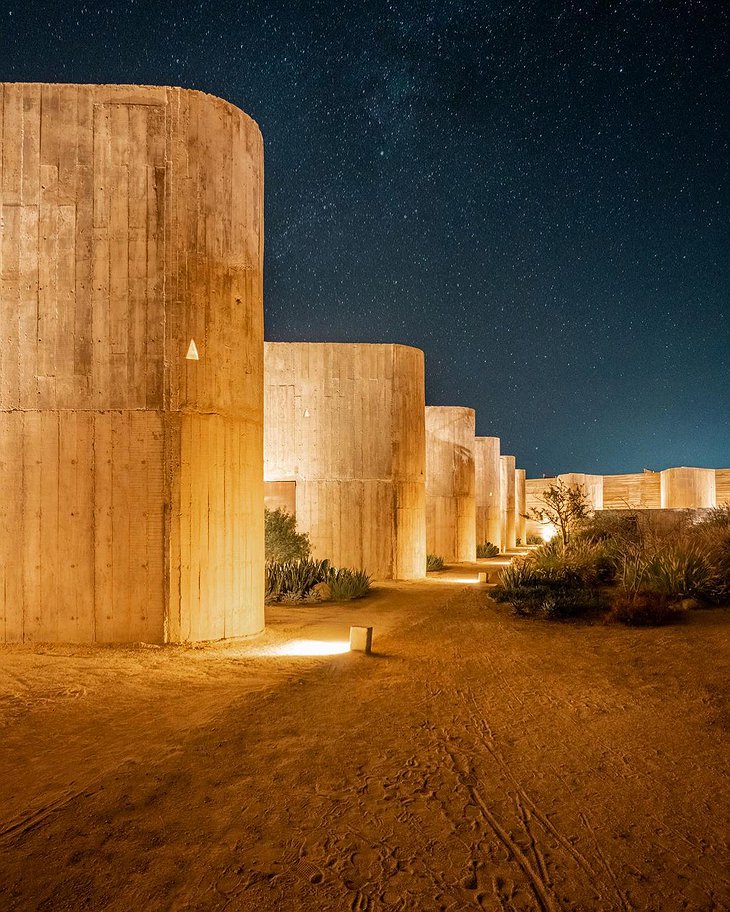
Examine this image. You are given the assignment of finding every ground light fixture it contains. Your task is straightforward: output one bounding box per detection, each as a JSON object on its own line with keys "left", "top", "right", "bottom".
{"left": 349, "top": 626, "right": 373, "bottom": 655}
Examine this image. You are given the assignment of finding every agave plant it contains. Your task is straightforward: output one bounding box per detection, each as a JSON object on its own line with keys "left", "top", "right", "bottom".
{"left": 426, "top": 554, "right": 445, "bottom": 571}
{"left": 327, "top": 567, "right": 372, "bottom": 600}
{"left": 265, "top": 558, "right": 331, "bottom": 603}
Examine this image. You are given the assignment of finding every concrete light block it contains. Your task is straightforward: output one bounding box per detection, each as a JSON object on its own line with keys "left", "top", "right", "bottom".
{"left": 660, "top": 467, "right": 716, "bottom": 509}
{"left": 500, "top": 455, "right": 517, "bottom": 550}
{"left": 474, "top": 436, "right": 502, "bottom": 550}
{"left": 264, "top": 343, "right": 426, "bottom": 580}
{"left": 0, "top": 83, "right": 265, "bottom": 644}
{"left": 425, "top": 406, "right": 476, "bottom": 562}
{"left": 350, "top": 626, "right": 373, "bottom": 654}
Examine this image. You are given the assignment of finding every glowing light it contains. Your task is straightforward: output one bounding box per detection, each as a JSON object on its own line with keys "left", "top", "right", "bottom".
{"left": 275, "top": 639, "right": 350, "bottom": 656}
{"left": 540, "top": 523, "right": 558, "bottom": 542}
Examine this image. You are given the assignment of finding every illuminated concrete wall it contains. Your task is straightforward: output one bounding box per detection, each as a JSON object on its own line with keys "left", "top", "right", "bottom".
{"left": 474, "top": 436, "right": 501, "bottom": 550}
{"left": 716, "top": 470, "right": 730, "bottom": 506}
{"left": 265, "top": 343, "right": 426, "bottom": 580}
{"left": 603, "top": 472, "right": 661, "bottom": 509}
{"left": 425, "top": 406, "right": 476, "bottom": 562}
{"left": 660, "top": 467, "right": 716, "bottom": 509}
{"left": 515, "top": 469, "right": 527, "bottom": 545}
{"left": 558, "top": 473, "right": 604, "bottom": 510}
{"left": 500, "top": 455, "right": 517, "bottom": 550}
{"left": 0, "top": 83, "right": 265, "bottom": 643}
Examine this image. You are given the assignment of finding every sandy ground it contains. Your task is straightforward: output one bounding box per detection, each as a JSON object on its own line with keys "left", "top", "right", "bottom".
{"left": 0, "top": 560, "right": 728, "bottom": 912}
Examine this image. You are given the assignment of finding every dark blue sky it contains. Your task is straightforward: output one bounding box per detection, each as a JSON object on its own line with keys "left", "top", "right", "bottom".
{"left": 2, "top": 0, "right": 727, "bottom": 475}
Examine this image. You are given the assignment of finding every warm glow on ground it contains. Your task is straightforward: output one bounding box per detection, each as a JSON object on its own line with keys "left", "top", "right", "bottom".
{"left": 275, "top": 639, "right": 351, "bottom": 656}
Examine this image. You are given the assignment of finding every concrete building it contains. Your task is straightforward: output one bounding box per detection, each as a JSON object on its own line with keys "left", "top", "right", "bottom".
{"left": 660, "top": 467, "right": 716, "bottom": 509}
{"left": 425, "top": 406, "right": 476, "bottom": 562}
{"left": 500, "top": 455, "right": 517, "bottom": 550}
{"left": 264, "top": 343, "right": 426, "bottom": 580}
{"left": 515, "top": 468, "right": 527, "bottom": 545}
{"left": 0, "top": 83, "right": 264, "bottom": 643}
{"left": 474, "top": 436, "right": 502, "bottom": 551}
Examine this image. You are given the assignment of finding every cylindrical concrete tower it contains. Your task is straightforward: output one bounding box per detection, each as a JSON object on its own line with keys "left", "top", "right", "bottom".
{"left": 515, "top": 468, "right": 527, "bottom": 545}
{"left": 264, "top": 343, "right": 426, "bottom": 580}
{"left": 425, "top": 406, "right": 476, "bottom": 562}
{"left": 660, "top": 467, "right": 716, "bottom": 509}
{"left": 500, "top": 455, "right": 517, "bottom": 550}
{"left": 474, "top": 436, "right": 502, "bottom": 550}
{"left": 0, "top": 83, "right": 265, "bottom": 643}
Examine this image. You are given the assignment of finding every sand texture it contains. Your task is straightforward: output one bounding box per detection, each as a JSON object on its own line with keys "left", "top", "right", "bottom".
{"left": 0, "top": 567, "right": 728, "bottom": 911}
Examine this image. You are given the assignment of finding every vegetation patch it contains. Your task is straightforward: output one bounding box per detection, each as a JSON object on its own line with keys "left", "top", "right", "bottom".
{"left": 427, "top": 554, "right": 445, "bottom": 571}
{"left": 477, "top": 542, "right": 500, "bottom": 558}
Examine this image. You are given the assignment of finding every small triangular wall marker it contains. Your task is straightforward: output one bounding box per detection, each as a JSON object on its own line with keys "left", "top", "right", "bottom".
{"left": 186, "top": 339, "right": 199, "bottom": 360}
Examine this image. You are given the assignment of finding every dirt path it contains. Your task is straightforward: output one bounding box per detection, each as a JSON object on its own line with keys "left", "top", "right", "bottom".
{"left": 1, "top": 577, "right": 728, "bottom": 911}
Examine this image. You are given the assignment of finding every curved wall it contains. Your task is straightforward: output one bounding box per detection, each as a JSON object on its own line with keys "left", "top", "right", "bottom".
{"left": 474, "top": 436, "right": 501, "bottom": 550}
{"left": 425, "top": 406, "right": 476, "bottom": 562}
{"left": 515, "top": 469, "right": 527, "bottom": 545}
{"left": 264, "top": 343, "right": 426, "bottom": 580}
{"left": 0, "top": 83, "right": 264, "bottom": 643}
{"left": 660, "top": 467, "right": 716, "bottom": 509}
{"left": 500, "top": 456, "right": 517, "bottom": 550}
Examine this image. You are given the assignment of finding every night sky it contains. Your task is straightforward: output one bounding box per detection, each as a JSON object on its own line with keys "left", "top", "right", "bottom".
{"left": 2, "top": 1, "right": 727, "bottom": 476}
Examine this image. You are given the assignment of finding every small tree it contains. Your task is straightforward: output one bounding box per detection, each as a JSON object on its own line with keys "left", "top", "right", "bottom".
{"left": 526, "top": 480, "right": 592, "bottom": 546}
{"left": 265, "top": 508, "right": 311, "bottom": 563}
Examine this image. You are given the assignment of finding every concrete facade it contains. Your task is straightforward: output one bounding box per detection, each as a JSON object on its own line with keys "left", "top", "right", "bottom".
{"left": 557, "top": 473, "right": 604, "bottom": 510}
{"left": 0, "top": 83, "right": 265, "bottom": 643}
{"left": 474, "top": 436, "right": 501, "bottom": 550}
{"left": 499, "top": 455, "right": 517, "bottom": 550}
{"left": 660, "top": 467, "right": 716, "bottom": 509}
{"left": 264, "top": 343, "right": 426, "bottom": 580}
{"left": 515, "top": 468, "right": 527, "bottom": 545}
{"left": 425, "top": 406, "right": 476, "bottom": 562}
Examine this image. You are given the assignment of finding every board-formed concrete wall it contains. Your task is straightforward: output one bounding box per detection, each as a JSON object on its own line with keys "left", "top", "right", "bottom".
{"left": 557, "top": 473, "right": 604, "bottom": 510}
{"left": 264, "top": 343, "right": 426, "bottom": 580}
{"left": 660, "top": 467, "right": 716, "bottom": 509}
{"left": 515, "top": 469, "right": 527, "bottom": 545}
{"left": 425, "top": 406, "right": 476, "bottom": 562}
{"left": 500, "top": 455, "right": 517, "bottom": 550}
{"left": 602, "top": 472, "right": 661, "bottom": 509}
{"left": 716, "top": 470, "right": 730, "bottom": 506}
{"left": 474, "top": 436, "right": 501, "bottom": 550}
{"left": 0, "top": 83, "right": 264, "bottom": 643}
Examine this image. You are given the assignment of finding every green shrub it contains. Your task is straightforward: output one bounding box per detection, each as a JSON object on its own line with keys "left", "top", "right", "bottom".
{"left": 492, "top": 559, "right": 598, "bottom": 619}
{"left": 526, "top": 534, "right": 542, "bottom": 545}
{"left": 328, "top": 568, "right": 372, "bottom": 600}
{"left": 265, "top": 558, "right": 330, "bottom": 603}
{"left": 265, "top": 508, "right": 311, "bottom": 563}
{"left": 427, "top": 554, "right": 445, "bottom": 571}
{"left": 606, "top": 592, "right": 680, "bottom": 626}
{"left": 525, "top": 538, "right": 615, "bottom": 586}
{"left": 617, "top": 541, "right": 714, "bottom": 601}
{"left": 477, "top": 541, "right": 500, "bottom": 558}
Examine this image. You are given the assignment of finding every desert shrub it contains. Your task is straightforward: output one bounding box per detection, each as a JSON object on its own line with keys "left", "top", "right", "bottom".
{"left": 477, "top": 541, "right": 500, "bottom": 558}
{"left": 525, "top": 538, "right": 615, "bottom": 586}
{"left": 265, "top": 508, "right": 311, "bottom": 563}
{"left": 427, "top": 554, "right": 445, "bottom": 571}
{"left": 526, "top": 534, "right": 542, "bottom": 545}
{"left": 265, "top": 558, "right": 330, "bottom": 603}
{"left": 327, "top": 567, "right": 372, "bottom": 600}
{"left": 691, "top": 504, "right": 730, "bottom": 531}
{"left": 616, "top": 540, "right": 714, "bottom": 601}
{"left": 606, "top": 592, "right": 680, "bottom": 626}
{"left": 576, "top": 511, "right": 641, "bottom": 545}
{"left": 492, "top": 558, "right": 598, "bottom": 619}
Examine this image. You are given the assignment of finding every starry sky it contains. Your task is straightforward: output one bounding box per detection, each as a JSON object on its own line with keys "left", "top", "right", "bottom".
{"left": 2, "top": 0, "right": 728, "bottom": 476}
